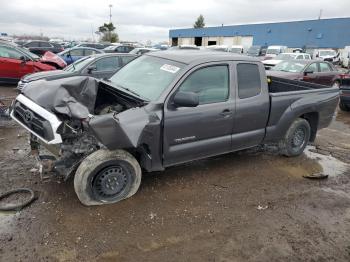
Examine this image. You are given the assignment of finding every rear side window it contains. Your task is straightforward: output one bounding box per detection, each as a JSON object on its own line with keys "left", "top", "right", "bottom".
{"left": 237, "top": 63, "right": 261, "bottom": 99}
{"left": 94, "top": 57, "right": 120, "bottom": 71}
{"left": 85, "top": 49, "right": 97, "bottom": 55}
{"left": 179, "top": 65, "right": 229, "bottom": 105}
{"left": 319, "top": 62, "right": 332, "bottom": 72}
{"left": 69, "top": 49, "right": 84, "bottom": 56}
{"left": 40, "top": 42, "right": 52, "bottom": 47}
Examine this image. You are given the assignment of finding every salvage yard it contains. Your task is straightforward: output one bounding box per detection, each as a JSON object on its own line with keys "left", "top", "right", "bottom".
{"left": 0, "top": 85, "right": 350, "bottom": 261}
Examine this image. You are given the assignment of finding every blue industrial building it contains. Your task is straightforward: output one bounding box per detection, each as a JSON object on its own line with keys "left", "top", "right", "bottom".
{"left": 169, "top": 17, "right": 350, "bottom": 48}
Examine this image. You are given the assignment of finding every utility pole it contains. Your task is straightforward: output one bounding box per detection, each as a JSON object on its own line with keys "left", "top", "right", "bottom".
{"left": 318, "top": 9, "right": 323, "bottom": 20}
{"left": 109, "top": 4, "right": 113, "bottom": 23}
{"left": 109, "top": 4, "right": 113, "bottom": 42}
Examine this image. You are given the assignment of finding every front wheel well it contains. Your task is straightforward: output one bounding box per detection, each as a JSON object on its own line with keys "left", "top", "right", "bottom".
{"left": 300, "top": 112, "right": 319, "bottom": 142}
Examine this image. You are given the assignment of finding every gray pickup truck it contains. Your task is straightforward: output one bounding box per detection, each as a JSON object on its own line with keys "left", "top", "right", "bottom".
{"left": 10, "top": 51, "right": 339, "bottom": 206}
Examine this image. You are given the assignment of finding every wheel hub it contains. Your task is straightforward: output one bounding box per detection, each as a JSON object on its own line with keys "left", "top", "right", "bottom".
{"left": 93, "top": 166, "right": 128, "bottom": 197}
{"left": 293, "top": 128, "right": 305, "bottom": 147}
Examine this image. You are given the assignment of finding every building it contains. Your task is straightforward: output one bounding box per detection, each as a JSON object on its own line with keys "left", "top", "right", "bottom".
{"left": 169, "top": 17, "right": 350, "bottom": 49}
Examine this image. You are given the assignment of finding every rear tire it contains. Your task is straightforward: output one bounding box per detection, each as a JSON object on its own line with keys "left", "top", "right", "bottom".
{"left": 279, "top": 118, "right": 311, "bottom": 157}
{"left": 339, "top": 101, "right": 350, "bottom": 111}
{"left": 74, "top": 149, "right": 142, "bottom": 206}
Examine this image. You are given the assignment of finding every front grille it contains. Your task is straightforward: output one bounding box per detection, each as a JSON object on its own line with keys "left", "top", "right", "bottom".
{"left": 13, "top": 101, "right": 54, "bottom": 141}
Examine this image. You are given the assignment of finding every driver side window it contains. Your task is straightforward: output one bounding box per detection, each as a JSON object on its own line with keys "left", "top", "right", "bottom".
{"left": 0, "top": 46, "right": 22, "bottom": 60}
{"left": 306, "top": 63, "right": 318, "bottom": 72}
{"left": 178, "top": 65, "right": 229, "bottom": 105}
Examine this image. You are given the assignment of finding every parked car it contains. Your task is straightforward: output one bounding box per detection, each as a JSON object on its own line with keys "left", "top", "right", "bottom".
{"left": 17, "top": 53, "right": 137, "bottom": 91}
{"left": 247, "top": 45, "right": 267, "bottom": 57}
{"left": 338, "top": 73, "right": 350, "bottom": 111}
{"left": 58, "top": 47, "right": 104, "bottom": 65}
{"left": 10, "top": 51, "right": 339, "bottom": 206}
{"left": 340, "top": 46, "right": 350, "bottom": 69}
{"left": 0, "top": 41, "right": 63, "bottom": 84}
{"left": 229, "top": 45, "right": 244, "bottom": 54}
{"left": 266, "top": 60, "right": 341, "bottom": 86}
{"left": 23, "top": 40, "right": 64, "bottom": 56}
{"left": 169, "top": 45, "right": 200, "bottom": 50}
{"left": 313, "top": 49, "right": 340, "bottom": 64}
{"left": 75, "top": 43, "right": 106, "bottom": 50}
{"left": 103, "top": 45, "right": 135, "bottom": 53}
{"left": 265, "top": 45, "right": 288, "bottom": 59}
{"left": 263, "top": 52, "right": 311, "bottom": 69}
{"left": 129, "top": 47, "right": 158, "bottom": 56}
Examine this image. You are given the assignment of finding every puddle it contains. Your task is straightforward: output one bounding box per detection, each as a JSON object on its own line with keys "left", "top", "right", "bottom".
{"left": 304, "top": 146, "right": 349, "bottom": 177}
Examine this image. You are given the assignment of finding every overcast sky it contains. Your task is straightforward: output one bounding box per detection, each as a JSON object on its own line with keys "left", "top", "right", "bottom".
{"left": 0, "top": 0, "right": 349, "bottom": 43}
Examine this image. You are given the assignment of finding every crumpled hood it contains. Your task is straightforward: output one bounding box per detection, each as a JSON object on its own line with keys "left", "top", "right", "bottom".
{"left": 40, "top": 51, "right": 67, "bottom": 69}
{"left": 23, "top": 76, "right": 99, "bottom": 119}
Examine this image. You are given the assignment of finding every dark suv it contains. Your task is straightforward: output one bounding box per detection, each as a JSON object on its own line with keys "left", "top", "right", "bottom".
{"left": 23, "top": 41, "right": 64, "bottom": 55}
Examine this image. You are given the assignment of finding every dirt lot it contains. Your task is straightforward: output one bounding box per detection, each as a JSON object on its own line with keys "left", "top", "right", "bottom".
{"left": 0, "top": 85, "right": 350, "bottom": 262}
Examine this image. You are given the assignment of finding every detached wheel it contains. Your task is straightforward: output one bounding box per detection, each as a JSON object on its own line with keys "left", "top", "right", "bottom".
{"left": 339, "top": 101, "right": 350, "bottom": 111}
{"left": 74, "top": 149, "right": 142, "bottom": 206}
{"left": 279, "top": 118, "right": 311, "bottom": 157}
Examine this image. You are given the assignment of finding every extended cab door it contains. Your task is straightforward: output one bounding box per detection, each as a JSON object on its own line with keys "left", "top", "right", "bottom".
{"left": 231, "top": 62, "right": 270, "bottom": 149}
{"left": 163, "top": 63, "right": 234, "bottom": 166}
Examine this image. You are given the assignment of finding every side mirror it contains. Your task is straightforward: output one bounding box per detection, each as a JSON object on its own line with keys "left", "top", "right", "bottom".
{"left": 304, "top": 70, "right": 313, "bottom": 76}
{"left": 173, "top": 91, "right": 199, "bottom": 107}
{"left": 316, "top": 54, "right": 319, "bottom": 58}
{"left": 87, "top": 65, "right": 97, "bottom": 74}
{"left": 19, "top": 56, "right": 28, "bottom": 63}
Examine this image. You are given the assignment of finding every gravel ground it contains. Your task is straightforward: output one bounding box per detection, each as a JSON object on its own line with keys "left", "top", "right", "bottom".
{"left": 0, "top": 85, "right": 350, "bottom": 262}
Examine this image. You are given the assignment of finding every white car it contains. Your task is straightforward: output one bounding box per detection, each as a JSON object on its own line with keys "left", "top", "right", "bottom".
{"left": 340, "top": 46, "right": 350, "bottom": 68}
{"left": 229, "top": 45, "right": 244, "bottom": 54}
{"left": 265, "top": 45, "right": 288, "bottom": 58}
{"left": 263, "top": 52, "right": 311, "bottom": 69}
{"left": 313, "top": 49, "right": 340, "bottom": 64}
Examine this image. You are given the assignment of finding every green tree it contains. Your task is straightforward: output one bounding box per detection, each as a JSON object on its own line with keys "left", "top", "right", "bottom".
{"left": 98, "top": 22, "right": 119, "bottom": 43}
{"left": 193, "top": 15, "right": 205, "bottom": 28}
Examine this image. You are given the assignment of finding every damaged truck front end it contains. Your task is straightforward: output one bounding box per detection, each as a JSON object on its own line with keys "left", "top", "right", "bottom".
{"left": 11, "top": 76, "right": 162, "bottom": 190}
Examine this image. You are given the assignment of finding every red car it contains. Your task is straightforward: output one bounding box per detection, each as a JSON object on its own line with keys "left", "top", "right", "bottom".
{"left": 0, "top": 41, "right": 66, "bottom": 84}
{"left": 266, "top": 60, "right": 341, "bottom": 87}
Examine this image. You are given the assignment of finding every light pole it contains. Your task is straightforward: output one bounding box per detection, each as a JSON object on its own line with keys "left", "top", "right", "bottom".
{"left": 109, "top": 4, "right": 113, "bottom": 23}
{"left": 109, "top": 4, "right": 113, "bottom": 42}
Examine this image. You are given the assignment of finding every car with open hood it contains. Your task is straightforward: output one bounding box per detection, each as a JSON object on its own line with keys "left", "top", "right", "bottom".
{"left": 0, "top": 41, "right": 66, "bottom": 84}
{"left": 10, "top": 51, "right": 339, "bottom": 206}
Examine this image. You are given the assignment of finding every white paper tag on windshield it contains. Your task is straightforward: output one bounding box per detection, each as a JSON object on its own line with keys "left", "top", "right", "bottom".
{"left": 160, "top": 64, "right": 180, "bottom": 74}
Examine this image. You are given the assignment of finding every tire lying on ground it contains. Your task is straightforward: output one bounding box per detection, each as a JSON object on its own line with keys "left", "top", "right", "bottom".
{"left": 74, "top": 149, "right": 142, "bottom": 206}
{"left": 279, "top": 118, "right": 311, "bottom": 157}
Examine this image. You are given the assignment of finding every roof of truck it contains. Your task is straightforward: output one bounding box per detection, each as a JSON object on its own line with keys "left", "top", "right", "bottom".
{"left": 147, "top": 50, "right": 259, "bottom": 64}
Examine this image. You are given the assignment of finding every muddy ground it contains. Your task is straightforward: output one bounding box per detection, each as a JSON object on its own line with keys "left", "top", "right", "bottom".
{"left": 0, "top": 85, "right": 350, "bottom": 262}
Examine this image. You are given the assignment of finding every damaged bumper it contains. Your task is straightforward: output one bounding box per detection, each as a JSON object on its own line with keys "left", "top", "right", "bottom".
{"left": 10, "top": 94, "right": 63, "bottom": 144}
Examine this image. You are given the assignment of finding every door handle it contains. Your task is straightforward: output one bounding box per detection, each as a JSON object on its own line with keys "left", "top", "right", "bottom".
{"left": 220, "top": 109, "right": 232, "bottom": 117}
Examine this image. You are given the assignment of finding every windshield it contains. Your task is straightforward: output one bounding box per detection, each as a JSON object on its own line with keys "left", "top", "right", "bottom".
{"left": 247, "top": 46, "right": 260, "bottom": 55}
{"left": 230, "top": 48, "right": 242, "bottom": 53}
{"left": 266, "top": 48, "right": 280, "bottom": 55}
{"left": 275, "top": 53, "right": 297, "bottom": 60}
{"left": 319, "top": 50, "right": 336, "bottom": 56}
{"left": 272, "top": 61, "right": 306, "bottom": 73}
{"left": 64, "top": 56, "right": 94, "bottom": 72}
{"left": 109, "top": 56, "right": 185, "bottom": 101}
{"left": 19, "top": 47, "right": 40, "bottom": 60}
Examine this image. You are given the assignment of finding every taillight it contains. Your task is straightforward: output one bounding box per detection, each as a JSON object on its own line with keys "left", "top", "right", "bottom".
{"left": 339, "top": 74, "right": 350, "bottom": 79}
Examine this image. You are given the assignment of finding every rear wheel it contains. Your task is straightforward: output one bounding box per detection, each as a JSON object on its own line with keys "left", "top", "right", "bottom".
{"left": 339, "top": 101, "right": 350, "bottom": 111}
{"left": 74, "top": 149, "right": 142, "bottom": 206}
{"left": 279, "top": 118, "right": 311, "bottom": 157}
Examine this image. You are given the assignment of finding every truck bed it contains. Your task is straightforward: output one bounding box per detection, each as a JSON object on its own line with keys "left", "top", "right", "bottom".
{"left": 264, "top": 76, "right": 339, "bottom": 143}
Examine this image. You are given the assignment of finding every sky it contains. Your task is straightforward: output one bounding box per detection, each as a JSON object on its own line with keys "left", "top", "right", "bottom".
{"left": 0, "top": 0, "right": 349, "bottom": 44}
